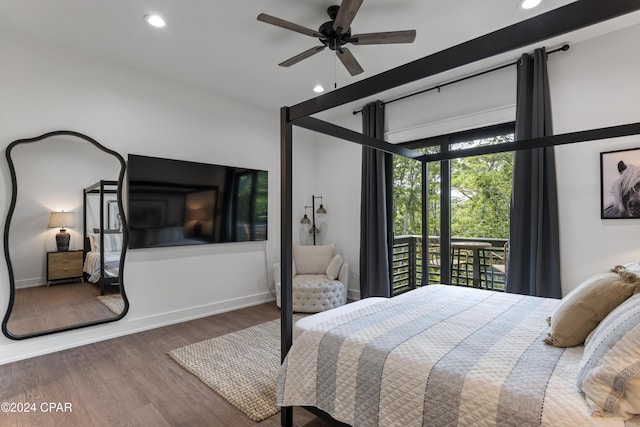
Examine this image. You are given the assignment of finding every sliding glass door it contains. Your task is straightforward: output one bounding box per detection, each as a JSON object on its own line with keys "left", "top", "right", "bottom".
{"left": 391, "top": 123, "right": 514, "bottom": 294}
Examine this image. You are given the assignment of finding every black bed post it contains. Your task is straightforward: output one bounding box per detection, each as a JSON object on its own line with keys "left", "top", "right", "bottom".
{"left": 280, "top": 106, "right": 294, "bottom": 427}
{"left": 99, "top": 180, "right": 105, "bottom": 295}
{"left": 421, "top": 159, "right": 428, "bottom": 285}
{"left": 83, "top": 188, "right": 88, "bottom": 258}
{"left": 440, "top": 143, "right": 452, "bottom": 285}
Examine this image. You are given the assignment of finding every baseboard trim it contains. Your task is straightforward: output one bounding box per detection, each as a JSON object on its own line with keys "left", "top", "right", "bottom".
{"left": 15, "top": 277, "right": 44, "bottom": 289}
{"left": 0, "top": 291, "right": 276, "bottom": 365}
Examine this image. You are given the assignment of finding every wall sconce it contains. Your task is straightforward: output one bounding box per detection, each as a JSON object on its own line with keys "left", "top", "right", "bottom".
{"left": 299, "top": 195, "right": 327, "bottom": 245}
{"left": 48, "top": 211, "right": 75, "bottom": 251}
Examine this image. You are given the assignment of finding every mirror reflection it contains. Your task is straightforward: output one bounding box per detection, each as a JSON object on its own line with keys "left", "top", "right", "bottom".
{"left": 3, "top": 131, "right": 128, "bottom": 338}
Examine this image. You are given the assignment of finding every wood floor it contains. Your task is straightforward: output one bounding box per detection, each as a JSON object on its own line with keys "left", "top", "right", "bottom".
{"left": 0, "top": 303, "right": 332, "bottom": 427}
{"left": 6, "top": 281, "right": 120, "bottom": 337}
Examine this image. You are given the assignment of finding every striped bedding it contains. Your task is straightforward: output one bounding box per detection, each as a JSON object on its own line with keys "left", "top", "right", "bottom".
{"left": 83, "top": 251, "right": 120, "bottom": 283}
{"left": 277, "top": 285, "right": 635, "bottom": 426}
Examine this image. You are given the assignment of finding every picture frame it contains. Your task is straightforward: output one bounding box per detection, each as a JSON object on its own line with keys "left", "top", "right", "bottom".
{"left": 107, "top": 200, "right": 121, "bottom": 230}
{"left": 600, "top": 147, "right": 640, "bottom": 219}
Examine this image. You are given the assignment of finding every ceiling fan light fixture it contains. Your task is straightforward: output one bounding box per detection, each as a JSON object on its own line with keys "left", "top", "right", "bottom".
{"left": 313, "top": 84, "right": 325, "bottom": 93}
{"left": 257, "top": 1, "right": 416, "bottom": 77}
{"left": 144, "top": 14, "right": 166, "bottom": 28}
{"left": 520, "top": 0, "right": 541, "bottom": 9}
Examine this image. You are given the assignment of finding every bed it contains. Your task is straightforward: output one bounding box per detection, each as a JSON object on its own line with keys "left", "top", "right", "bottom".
{"left": 278, "top": 284, "right": 640, "bottom": 426}
{"left": 83, "top": 243, "right": 121, "bottom": 284}
{"left": 83, "top": 180, "right": 122, "bottom": 295}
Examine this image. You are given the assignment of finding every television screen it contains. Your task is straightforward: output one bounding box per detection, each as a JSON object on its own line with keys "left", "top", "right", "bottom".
{"left": 127, "top": 154, "right": 267, "bottom": 249}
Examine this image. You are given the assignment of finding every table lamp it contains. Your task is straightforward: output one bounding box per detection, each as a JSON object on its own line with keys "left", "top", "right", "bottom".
{"left": 49, "top": 211, "right": 75, "bottom": 251}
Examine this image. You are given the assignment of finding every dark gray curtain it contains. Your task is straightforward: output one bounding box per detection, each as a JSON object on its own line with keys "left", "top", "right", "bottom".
{"left": 506, "top": 48, "right": 562, "bottom": 298}
{"left": 360, "top": 101, "right": 393, "bottom": 298}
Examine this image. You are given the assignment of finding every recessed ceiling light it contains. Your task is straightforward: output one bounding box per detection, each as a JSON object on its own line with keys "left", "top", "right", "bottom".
{"left": 144, "top": 14, "right": 166, "bottom": 28}
{"left": 313, "top": 85, "right": 324, "bottom": 93}
{"left": 520, "top": 0, "right": 541, "bottom": 9}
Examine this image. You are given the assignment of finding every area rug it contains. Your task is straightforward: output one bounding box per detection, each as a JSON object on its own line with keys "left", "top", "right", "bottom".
{"left": 96, "top": 294, "right": 124, "bottom": 314}
{"left": 168, "top": 318, "right": 286, "bottom": 422}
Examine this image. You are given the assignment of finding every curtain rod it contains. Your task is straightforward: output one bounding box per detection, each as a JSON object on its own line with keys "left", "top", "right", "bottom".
{"left": 352, "top": 44, "right": 570, "bottom": 115}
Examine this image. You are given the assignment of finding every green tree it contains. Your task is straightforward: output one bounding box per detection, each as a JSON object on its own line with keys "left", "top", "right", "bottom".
{"left": 450, "top": 150, "right": 513, "bottom": 238}
{"left": 392, "top": 135, "right": 513, "bottom": 240}
{"left": 392, "top": 156, "right": 422, "bottom": 236}
{"left": 392, "top": 146, "right": 440, "bottom": 237}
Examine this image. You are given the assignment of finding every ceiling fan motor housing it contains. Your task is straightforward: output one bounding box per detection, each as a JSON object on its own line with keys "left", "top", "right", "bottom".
{"left": 319, "top": 20, "right": 352, "bottom": 50}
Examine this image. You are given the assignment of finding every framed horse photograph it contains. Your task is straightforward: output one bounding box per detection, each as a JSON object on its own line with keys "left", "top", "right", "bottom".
{"left": 601, "top": 147, "right": 640, "bottom": 219}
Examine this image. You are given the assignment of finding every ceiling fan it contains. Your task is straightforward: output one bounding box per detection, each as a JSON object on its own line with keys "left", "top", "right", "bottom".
{"left": 257, "top": 0, "right": 416, "bottom": 76}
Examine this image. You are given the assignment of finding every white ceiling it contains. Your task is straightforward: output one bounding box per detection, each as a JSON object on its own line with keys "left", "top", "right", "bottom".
{"left": 1, "top": 0, "right": 639, "bottom": 113}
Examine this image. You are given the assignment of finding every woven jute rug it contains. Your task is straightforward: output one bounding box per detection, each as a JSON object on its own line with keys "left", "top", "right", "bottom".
{"left": 168, "top": 318, "right": 284, "bottom": 422}
{"left": 96, "top": 294, "right": 124, "bottom": 315}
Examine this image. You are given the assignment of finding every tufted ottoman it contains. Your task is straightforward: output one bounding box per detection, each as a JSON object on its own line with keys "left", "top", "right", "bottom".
{"left": 276, "top": 275, "right": 346, "bottom": 313}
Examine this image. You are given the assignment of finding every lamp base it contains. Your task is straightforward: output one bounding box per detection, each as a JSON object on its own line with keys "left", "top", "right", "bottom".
{"left": 55, "top": 231, "right": 70, "bottom": 252}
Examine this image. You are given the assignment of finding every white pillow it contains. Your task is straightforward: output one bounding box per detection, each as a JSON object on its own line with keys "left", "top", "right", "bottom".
{"left": 623, "top": 262, "right": 640, "bottom": 275}
{"left": 92, "top": 233, "right": 123, "bottom": 252}
{"left": 578, "top": 293, "right": 640, "bottom": 419}
{"left": 292, "top": 244, "right": 335, "bottom": 275}
{"left": 325, "top": 254, "right": 344, "bottom": 280}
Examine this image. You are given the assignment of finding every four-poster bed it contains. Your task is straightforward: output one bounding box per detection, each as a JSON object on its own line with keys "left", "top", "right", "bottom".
{"left": 278, "top": 0, "right": 640, "bottom": 426}
{"left": 83, "top": 180, "right": 122, "bottom": 295}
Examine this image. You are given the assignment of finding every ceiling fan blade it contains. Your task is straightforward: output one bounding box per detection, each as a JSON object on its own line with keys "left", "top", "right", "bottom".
{"left": 336, "top": 48, "right": 364, "bottom": 76}
{"left": 351, "top": 30, "right": 417, "bottom": 45}
{"left": 279, "top": 46, "right": 327, "bottom": 67}
{"left": 257, "top": 13, "right": 322, "bottom": 38}
{"left": 333, "top": 0, "right": 364, "bottom": 33}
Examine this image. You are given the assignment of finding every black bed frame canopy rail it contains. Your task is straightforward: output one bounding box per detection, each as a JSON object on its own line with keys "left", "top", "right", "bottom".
{"left": 279, "top": 1, "right": 640, "bottom": 426}
{"left": 293, "top": 116, "right": 422, "bottom": 159}
{"left": 420, "top": 122, "right": 640, "bottom": 163}
{"left": 83, "top": 180, "right": 118, "bottom": 194}
{"left": 351, "top": 44, "right": 570, "bottom": 115}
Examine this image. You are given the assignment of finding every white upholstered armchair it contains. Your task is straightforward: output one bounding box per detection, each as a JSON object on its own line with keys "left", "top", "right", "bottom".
{"left": 274, "top": 244, "right": 349, "bottom": 313}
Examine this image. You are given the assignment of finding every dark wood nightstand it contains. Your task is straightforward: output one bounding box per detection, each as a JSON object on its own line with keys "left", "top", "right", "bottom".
{"left": 47, "top": 250, "right": 84, "bottom": 286}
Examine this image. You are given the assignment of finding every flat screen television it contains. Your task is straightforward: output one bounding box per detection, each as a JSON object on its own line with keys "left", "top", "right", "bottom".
{"left": 127, "top": 154, "right": 268, "bottom": 249}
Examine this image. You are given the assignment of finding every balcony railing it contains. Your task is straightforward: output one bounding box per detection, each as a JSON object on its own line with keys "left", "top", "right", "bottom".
{"left": 392, "top": 235, "right": 508, "bottom": 295}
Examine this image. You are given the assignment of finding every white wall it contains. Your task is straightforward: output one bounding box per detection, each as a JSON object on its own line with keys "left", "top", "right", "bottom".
{"left": 0, "top": 32, "right": 289, "bottom": 364}
{"left": 551, "top": 24, "right": 640, "bottom": 294}
{"left": 314, "top": 135, "right": 362, "bottom": 300}
{"left": 312, "top": 22, "right": 640, "bottom": 299}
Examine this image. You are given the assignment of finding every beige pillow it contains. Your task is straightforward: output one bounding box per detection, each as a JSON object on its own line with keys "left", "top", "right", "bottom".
{"left": 292, "top": 244, "right": 335, "bottom": 275}
{"left": 325, "top": 254, "right": 344, "bottom": 280}
{"left": 544, "top": 270, "right": 638, "bottom": 347}
{"left": 578, "top": 293, "right": 640, "bottom": 419}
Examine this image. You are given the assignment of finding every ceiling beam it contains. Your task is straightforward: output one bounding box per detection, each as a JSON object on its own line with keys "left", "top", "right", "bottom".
{"left": 287, "top": 0, "right": 640, "bottom": 121}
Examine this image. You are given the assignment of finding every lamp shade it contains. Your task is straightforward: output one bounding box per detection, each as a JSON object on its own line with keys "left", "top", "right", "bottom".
{"left": 48, "top": 211, "right": 75, "bottom": 229}
{"left": 186, "top": 207, "right": 208, "bottom": 222}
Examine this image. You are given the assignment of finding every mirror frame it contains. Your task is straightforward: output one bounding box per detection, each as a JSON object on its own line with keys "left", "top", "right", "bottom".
{"left": 2, "top": 130, "right": 129, "bottom": 340}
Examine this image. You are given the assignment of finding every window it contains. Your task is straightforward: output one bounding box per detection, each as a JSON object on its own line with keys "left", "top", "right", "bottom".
{"left": 391, "top": 123, "right": 514, "bottom": 294}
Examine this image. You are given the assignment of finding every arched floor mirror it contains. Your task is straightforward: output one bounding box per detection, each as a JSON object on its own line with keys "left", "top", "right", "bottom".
{"left": 2, "top": 130, "right": 129, "bottom": 339}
